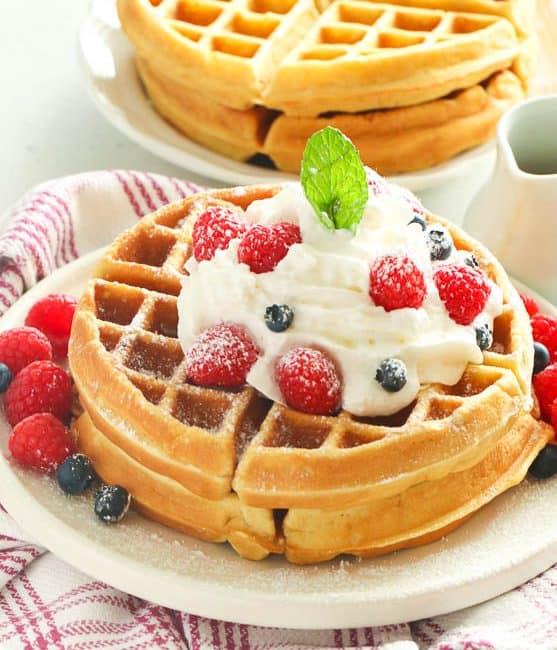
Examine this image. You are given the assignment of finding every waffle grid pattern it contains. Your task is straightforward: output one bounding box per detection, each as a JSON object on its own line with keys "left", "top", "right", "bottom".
{"left": 69, "top": 187, "right": 550, "bottom": 562}
{"left": 90, "top": 193, "right": 521, "bottom": 461}
{"left": 148, "top": 0, "right": 509, "bottom": 62}
{"left": 284, "top": 4, "right": 502, "bottom": 62}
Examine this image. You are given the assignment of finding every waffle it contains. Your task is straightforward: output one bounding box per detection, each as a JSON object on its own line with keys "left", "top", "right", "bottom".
{"left": 68, "top": 185, "right": 552, "bottom": 563}
{"left": 316, "top": 0, "right": 535, "bottom": 36}
{"left": 119, "top": 0, "right": 524, "bottom": 114}
{"left": 138, "top": 59, "right": 523, "bottom": 173}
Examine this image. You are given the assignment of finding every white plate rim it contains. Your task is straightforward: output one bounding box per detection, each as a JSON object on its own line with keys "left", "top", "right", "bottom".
{"left": 0, "top": 249, "right": 556, "bottom": 629}
{"left": 77, "top": 0, "right": 496, "bottom": 191}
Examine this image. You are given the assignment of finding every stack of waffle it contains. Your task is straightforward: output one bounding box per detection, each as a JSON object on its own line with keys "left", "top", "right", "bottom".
{"left": 117, "top": 0, "right": 535, "bottom": 174}
{"left": 68, "top": 186, "right": 552, "bottom": 563}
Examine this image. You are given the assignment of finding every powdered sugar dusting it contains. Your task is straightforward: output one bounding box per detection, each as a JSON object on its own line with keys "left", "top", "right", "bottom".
{"left": 178, "top": 174, "right": 503, "bottom": 417}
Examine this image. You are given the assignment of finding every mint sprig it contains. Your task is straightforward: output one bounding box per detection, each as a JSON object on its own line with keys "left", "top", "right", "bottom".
{"left": 301, "top": 127, "right": 368, "bottom": 233}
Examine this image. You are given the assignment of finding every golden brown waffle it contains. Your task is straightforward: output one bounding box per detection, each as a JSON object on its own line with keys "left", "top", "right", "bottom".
{"left": 316, "top": 0, "right": 535, "bottom": 36}
{"left": 69, "top": 186, "right": 551, "bottom": 563}
{"left": 119, "top": 0, "right": 524, "bottom": 114}
{"left": 262, "top": 1, "right": 520, "bottom": 115}
{"left": 138, "top": 60, "right": 523, "bottom": 174}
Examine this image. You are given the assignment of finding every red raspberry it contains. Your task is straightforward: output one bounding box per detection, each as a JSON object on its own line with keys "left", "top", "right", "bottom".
{"left": 275, "top": 347, "right": 342, "bottom": 416}
{"left": 0, "top": 327, "right": 52, "bottom": 375}
{"left": 192, "top": 206, "right": 247, "bottom": 262}
{"left": 519, "top": 292, "right": 540, "bottom": 318}
{"left": 185, "top": 323, "right": 259, "bottom": 388}
{"left": 369, "top": 255, "right": 426, "bottom": 312}
{"left": 533, "top": 363, "right": 557, "bottom": 421}
{"left": 237, "top": 223, "right": 302, "bottom": 274}
{"left": 9, "top": 413, "right": 75, "bottom": 473}
{"left": 25, "top": 293, "right": 77, "bottom": 357}
{"left": 434, "top": 264, "right": 491, "bottom": 325}
{"left": 531, "top": 313, "right": 557, "bottom": 362}
{"left": 4, "top": 360, "right": 72, "bottom": 426}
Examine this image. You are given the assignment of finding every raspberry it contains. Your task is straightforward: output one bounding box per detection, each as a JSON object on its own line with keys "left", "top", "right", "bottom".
{"left": 434, "top": 264, "right": 491, "bottom": 326}
{"left": 25, "top": 294, "right": 77, "bottom": 357}
{"left": 369, "top": 255, "right": 426, "bottom": 312}
{"left": 533, "top": 363, "right": 557, "bottom": 421}
{"left": 4, "top": 360, "right": 72, "bottom": 426}
{"left": 237, "top": 223, "right": 301, "bottom": 274}
{"left": 552, "top": 401, "right": 557, "bottom": 438}
{"left": 531, "top": 313, "right": 557, "bottom": 362}
{"left": 519, "top": 292, "right": 540, "bottom": 318}
{"left": 0, "top": 326, "right": 52, "bottom": 375}
{"left": 192, "top": 206, "right": 247, "bottom": 262}
{"left": 185, "top": 323, "right": 259, "bottom": 388}
{"left": 9, "top": 413, "right": 75, "bottom": 473}
{"left": 275, "top": 347, "right": 342, "bottom": 415}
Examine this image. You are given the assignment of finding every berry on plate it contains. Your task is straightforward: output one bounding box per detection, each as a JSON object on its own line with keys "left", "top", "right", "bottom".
{"left": 519, "top": 292, "right": 540, "bottom": 318}
{"left": 264, "top": 304, "right": 294, "bottom": 333}
{"left": 25, "top": 294, "right": 77, "bottom": 357}
{"left": 369, "top": 255, "right": 426, "bottom": 312}
{"left": 426, "top": 225, "right": 453, "bottom": 261}
{"left": 529, "top": 445, "right": 557, "bottom": 480}
{"left": 94, "top": 485, "right": 131, "bottom": 523}
{"left": 533, "top": 341, "right": 551, "bottom": 375}
{"left": 56, "top": 453, "right": 96, "bottom": 495}
{"left": 375, "top": 358, "right": 407, "bottom": 392}
{"left": 531, "top": 313, "right": 557, "bottom": 362}
{"left": 4, "top": 360, "right": 72, "bottom": 426}
{"left": 275, "top": 347, "right": 341, "bottom": 416}
{"left": 533, "top": 362, "right": 557, "bottom": 421}
{"left": 237, "top": 223, "right": 301, "bottom": 274}
{"left": 9, "top": 413, "right": 75, "bottom": 473}
{"left": 0, "top": 326, "right": 52, "bottom": 375}
{"left": 0, "top": 363, "right": 12, "bottom": 393}
{"left": 192, "top": 205, "right": 247, "bottom": 262}
{"left": 434, "top": 264, "right": 491, "bottom": 326}
{"left": 185, "top": 323, "right": 259, "bottom": 388}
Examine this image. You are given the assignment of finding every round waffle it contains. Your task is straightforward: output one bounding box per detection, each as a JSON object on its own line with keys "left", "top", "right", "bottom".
{"left": 68, "top": 185, "right": 552, "bottom": 563}
{"left": 119, "top": 0, "right": 535, "bottom": 174}
{"left": 118, "top": 0, "right": 524, "bottom": 114}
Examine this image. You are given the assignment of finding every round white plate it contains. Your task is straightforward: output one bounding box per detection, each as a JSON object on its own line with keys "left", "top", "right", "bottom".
{"left": 78, "top": 0, "right": 496, "bottom": 191}
{"left": 0, "top": 248, "right": 556, "bottom": 629}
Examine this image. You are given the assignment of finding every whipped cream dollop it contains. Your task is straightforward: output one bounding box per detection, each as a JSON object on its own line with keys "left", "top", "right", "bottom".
{"left": 177, "top": 176, "right": 503, "bottom": 417}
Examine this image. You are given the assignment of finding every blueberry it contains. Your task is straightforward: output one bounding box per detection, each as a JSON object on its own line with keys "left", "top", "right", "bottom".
{"left": 475, "top": 324, "right": 493, "bottom": 351}
{"left": 408, "top": 214, "right": 426, "bottom": 230}
{"left": 529, "top": 445, "right": 557, "bottom": 479}
{"left": 94, "top": 485, "right": 130, "bottom": 523}
{"left": 426, "top": 225, "right": 453, "bottom": 261}
{"left": 375, "top": 358, "right": 407, "bottom": 392}
{"left": 264, "top": 304, "right": 294, "bottom": 333}
{"left": 533, "top": 341, "right": 550, "bottom": 375}
{"left": 56, "top": 453, "right": 96, "bottom": 495}
{"left": 464, "top": 254, "right": 479, "bottom": 268}
{"left": 0, "top": 363, "right": 12, "bottom": 393}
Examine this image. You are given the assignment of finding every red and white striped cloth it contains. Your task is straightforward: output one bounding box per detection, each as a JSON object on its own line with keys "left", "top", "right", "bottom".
{"left": 0, "top": 170, "right": 556, "bottom": 649}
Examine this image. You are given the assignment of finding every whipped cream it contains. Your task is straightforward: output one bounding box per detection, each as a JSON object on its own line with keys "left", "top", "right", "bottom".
{"left": 177, "top": 178, "right": 503, "bottom": 417}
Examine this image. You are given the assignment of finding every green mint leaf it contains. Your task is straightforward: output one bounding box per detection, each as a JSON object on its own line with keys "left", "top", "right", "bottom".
{"left": 300, "top": 127, "right": 368, "bottom": 232}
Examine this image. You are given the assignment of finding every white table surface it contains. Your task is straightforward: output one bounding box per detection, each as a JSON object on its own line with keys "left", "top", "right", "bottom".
{"left": 0, "top": 0, "right": 495, "bottom": 226}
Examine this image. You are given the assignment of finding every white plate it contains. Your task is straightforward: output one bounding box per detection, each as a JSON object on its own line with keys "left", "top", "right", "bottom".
{"left": 78, "top": 0, "right": 496, "bottom": 191}
{"left": 0, "top": 248, "right": 556, "bottom": 629}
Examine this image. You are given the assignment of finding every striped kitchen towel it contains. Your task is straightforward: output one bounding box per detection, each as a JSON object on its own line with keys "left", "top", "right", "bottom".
{"left": 0, "top": 171, "right": 556, "bottom": 649}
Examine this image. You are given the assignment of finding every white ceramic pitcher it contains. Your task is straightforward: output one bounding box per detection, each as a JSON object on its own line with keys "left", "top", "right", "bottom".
{"left": 464, "top": 95, "right": 557, "bottom": 303}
